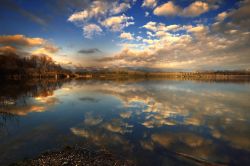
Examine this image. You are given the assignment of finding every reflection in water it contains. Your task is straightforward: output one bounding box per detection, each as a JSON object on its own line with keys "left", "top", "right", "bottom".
{"left": 0, "top": 112, "right": 18, "bottom": 137}
{"left": 0, "top": 79, "right": 249, "bottom": 165}
{"left": 0, "top": 80, "right": 63, "bottom": 116}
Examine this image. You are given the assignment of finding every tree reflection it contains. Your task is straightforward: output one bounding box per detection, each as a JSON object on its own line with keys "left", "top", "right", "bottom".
{"left": 0, "top": 112, "right": 18, "bottom": 136}
{"left": 0, "top": 79, "right": 67, "bottom": 116}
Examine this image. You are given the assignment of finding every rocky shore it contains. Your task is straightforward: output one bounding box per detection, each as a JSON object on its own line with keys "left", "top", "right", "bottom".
{"left": 11, "top": 146, "right": 135, "bottom": 166}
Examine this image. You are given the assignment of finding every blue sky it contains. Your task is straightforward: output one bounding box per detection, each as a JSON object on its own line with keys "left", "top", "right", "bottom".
{"left": 0, "top": 0, "right": 249, "bottom": 70}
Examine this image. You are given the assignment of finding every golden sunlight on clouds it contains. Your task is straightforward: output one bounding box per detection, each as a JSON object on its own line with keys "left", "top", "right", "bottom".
{"left": 0, "top": 46, "right": 16, "bottom": 54}
{"left": 0, "top": 34, "right": 45, "bottom": 47}
{"left": 153, "top": 1, "right": 180, "bottom": 16}
{"left": 0, "top": 34, "right": 59, "bottom": 56}
{"left": 120, "top": 32, "right": 134, "bottom": 40}
{"left": 111, "top": 2, "right": 131, "bottom": 14}
{"left": 142, "top": 0, "right": 157, "bottom": 8}
{"left": 82, "top": 24, "right": 103, "bottom": 39}
{"left": 1, "top": 0, "right": 249, "bottom": 70}
{"left": 0, "top": 34, "right": 70, "bottom": 65}
{"left": 2, "top": 105, "right": 45, "bottom": 116}
{"left": 153, "top": 1, "right": 215, "bottom": 17}
{"left": 67, "top": 1, "right": 107, "bottom": 22}
{"left": 182, "top": 1, "right": 210, "bottom": 17}
{"left": 216, "top": 11, "right": 228, "bottom": 21}
{"left": 70, "top": 127, "right": 132, "bottom": 151}
{"left": 68, "top": 1, "right": 131, "bottom": 23}
{"left": 60, "top": 80, "right": 250, "bottom": 160}
{"left": 101, "top": 15, "right": 134, "bottom": 32}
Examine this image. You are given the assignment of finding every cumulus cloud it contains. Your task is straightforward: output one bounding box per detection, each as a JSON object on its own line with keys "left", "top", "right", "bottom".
{"left": 153, "top": 1, "right": 216, "bottom": 17}
{"left": 143, "top": 21, "right": 180, "bottom": 32}
{"left": 68, "top": 0, "right": 134, "bottom": 38}
{"left": 68, "top": 1, "right": 109, "bottom": 22}
{"left": 182, "top": 1, "right": 210, "bottom": 17}
{"left": 43, "top": 44, "right": 60, "bottom": 53}
{"left": 142, "top": 21, "right": 157, "bottom": 31}
{"left": 213, "top": 0, "right": 250, "bottom": 33}
{"left": 0, "top": 34, "right": 60, "bottom": 58}
{"left": 216, "top": 12, "right": 228, "bottom": 21}
{"left": 99, "top": 14, "right": 250, "bottom": 70}
{"left": 66, "top": 0, "right": 250, "bottom": 70}
{"left": 0, "top": 34, "right": 45, "bottom": 47}
{"left": 187, "top": 24, "right": 208, "bottom": 34}
{"left": 142, "top": 0, "right": 157, "bottom": 8}
{"left": 120, "top": 32, "right": 134, "bottom": 40}
{"left": 111, "top": 2, "right": 131, "bottom": 15}
{"left": 153, "top": 1, "right": 180, "bottom": 16}
{"left": 83, "top": 24, "right": 103, "bottom": 39}
{"left": 68, "top": 1, "right": 132, "bottom": 23}
{"left": 31, "top": 47, "right": 59, "bottom": 57}
{"left": 0, "top": 46, "right": 17, "bottom": 55}
{"left": 101, "top": 15, "right": 134, "bottom": 32}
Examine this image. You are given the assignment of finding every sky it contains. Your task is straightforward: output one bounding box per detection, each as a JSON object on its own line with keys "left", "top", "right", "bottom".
{"left": 0, "top": 0, "right": 250, "bottom": 71}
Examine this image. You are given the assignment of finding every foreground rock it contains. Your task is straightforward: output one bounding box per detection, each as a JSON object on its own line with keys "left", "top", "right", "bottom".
{"left": 11, "top": 147, "right": 135, "bottom": 166}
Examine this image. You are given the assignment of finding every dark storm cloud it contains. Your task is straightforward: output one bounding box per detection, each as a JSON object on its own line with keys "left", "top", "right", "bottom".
{"left": 78, "top": 48, "right": 101, "bottom": 54}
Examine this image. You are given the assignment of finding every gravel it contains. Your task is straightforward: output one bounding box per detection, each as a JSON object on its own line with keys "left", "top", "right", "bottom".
{"left": 11, "top": 146, "right": 135, "bottom": 166}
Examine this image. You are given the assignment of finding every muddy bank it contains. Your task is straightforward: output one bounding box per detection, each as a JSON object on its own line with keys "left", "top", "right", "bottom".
{"left": 11, "top": 146, "right": 135, "bottom": 166}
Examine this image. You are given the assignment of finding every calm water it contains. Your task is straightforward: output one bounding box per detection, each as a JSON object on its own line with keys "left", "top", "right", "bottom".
{"left": 0, "top": 79, "right": 250, "bottom": 165}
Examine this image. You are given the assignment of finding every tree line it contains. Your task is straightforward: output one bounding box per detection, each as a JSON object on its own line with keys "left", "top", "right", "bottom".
{"left": 0, "top": 52, "right": 71, "bottom": 79}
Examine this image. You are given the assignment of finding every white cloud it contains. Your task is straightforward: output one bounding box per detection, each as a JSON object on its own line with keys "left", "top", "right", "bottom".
{"left": 182, "top": 1, "right": 210, "bottom": 17}
{"left": 111, "top": 2, "right": 131, "bottom": 15}
{"left": 216, "top": 12, "right": 228, "bottom": 21}
{"left": 68, "top": 1, "right": 132, "bottom": 23}
{"left": 83, "top": 24, "right": 103, "bottom": 39}
{"left": 66, "top": 0, "right": 250, "bottom": 70}
{"left": 120, "top": 32, "right": 134, "bottom": 40}
{"left": 187, "top": 25, "right": 208, "bottom": 34}
{"left": 143, "top": 22, "right": 180, "bottom": 32}
{"left": 68, "top": 1, "right": 109, "bottom": 22}
{"left": 99, "top": 17, "right": 250, "bottom": 70}
{"left": 101, "top": 14, "right": 134, "bottom": 32}
{"left": 142, "top": 38, "right": 158, "bottom": 44}
{"left": 136, "top": 36, "right": 143, "bottom": 41}
{"left": 68, "top": 1, "right": 134, "bottom": 37}
{"left": 142, "top": 0, "right": 157, "bottom": 8}
{"left": 145, "top": 11, "right": 150, "bottom": 17}
{"left": 143, "top": 21, "right": 157, "bottom": 31}
{"left": 68, "top": 10, "right": 89, "bottom": 22}
{"left": 147, "top": 31, "right": 154, "bottom": 37}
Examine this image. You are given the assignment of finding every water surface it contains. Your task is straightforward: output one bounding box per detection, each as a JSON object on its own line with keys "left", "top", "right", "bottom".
{"left": 0, "top": 79, "right": 250, "bottom": 165}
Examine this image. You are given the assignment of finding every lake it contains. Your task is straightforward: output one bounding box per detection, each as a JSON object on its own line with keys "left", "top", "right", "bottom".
{"left": 0, "top": 79, "right": 250, "bottom": 165}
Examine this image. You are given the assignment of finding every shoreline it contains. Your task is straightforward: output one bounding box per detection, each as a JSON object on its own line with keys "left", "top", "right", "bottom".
{"left": 11, "top": 146, "right": 135, "bottom": 166}
{"left": 1, "top": 73, "right": 250, "bottom": 83}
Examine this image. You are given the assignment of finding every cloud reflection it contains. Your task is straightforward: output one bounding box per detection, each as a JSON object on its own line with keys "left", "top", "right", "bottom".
{"left": 69, "top": 80, "right": 250, "bottom": 164}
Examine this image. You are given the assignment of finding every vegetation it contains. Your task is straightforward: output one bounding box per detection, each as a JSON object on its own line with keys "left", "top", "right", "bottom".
{"left": 0, "top": 53, "right": 72, "bottom": 79}
{"left": 1, "top": 52, "right": 250, "bottom": 81}
{"left": 75, "top": 68, "right": 250, "bottom": 81}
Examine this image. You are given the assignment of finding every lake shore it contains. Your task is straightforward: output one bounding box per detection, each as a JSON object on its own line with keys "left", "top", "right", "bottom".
{"left": 11, "top": 146, "right": 135, "bottom": 166}
{"left": 2, "top": 71, "right": 250, "bottom": 82}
